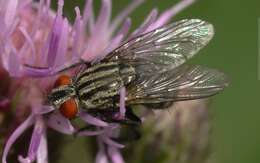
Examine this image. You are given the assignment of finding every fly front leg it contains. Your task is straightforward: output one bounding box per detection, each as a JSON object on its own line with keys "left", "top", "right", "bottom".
{"left": 55, "top": 59, "right": 91, "bottom": 74}
{"left": 23, "top": 58, "right": 91, "bottom": 77}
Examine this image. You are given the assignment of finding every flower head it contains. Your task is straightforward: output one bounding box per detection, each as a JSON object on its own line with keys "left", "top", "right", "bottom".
{"left": 0, "top": 0, "right": 196, "bottom": 163}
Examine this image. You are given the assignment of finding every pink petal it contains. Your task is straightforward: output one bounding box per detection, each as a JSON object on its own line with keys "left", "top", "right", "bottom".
{"left": 96, "top": 140, "right": 109, "bottom": 163}
{"left": 46, "top": 17, "right": 62, "bottom": 67}
{"left": 101, "top": 135, "right": 125, "bottom": 149}
{"left": 33, "top": 105, "right": 55, "bottom": 115}
{"left": 115, "top": 18, "right": 131, "bottom": 39}
{"left": 119, "top": 87, "right": 126, "bottom": 117}
{"left": 77, "top": 129, "right": 105, "bottom": 136}
{"left": 18, "top": 0, "right": 33, "bottom": 10}
{"left": 19, "top": 27, "right": 36, "bottom": 65}
{"left": 36, "top": 130, "right": 48, "bottom": 163}
{"left": 40, "top": 0, "right": 52, "bottom": 25}
{"left": 45, "top": 0, "right": 64, "bottom": 67}
{"left": 82, "top": 0, "right": 94, "bottom": 33}
{"left": 2, "top": 114, "right": 35, "bottom": 163}
{"left": 22, "top": 57, "right": 84, "bottom": 77}
{"left": 27, "top": 118, "right": 45, "bottom": 160}
{"left": 94, "top": 0, "right": 111, "bottom": 33}
{"left": 150, "top": 0, "right": 196, "bottom": 30}
{"left": 100, "top": 18, "right": 131, "bottom": 58}
{"left": 0, "top": 14, "right": 18, "bottom": 50}
{"left": 110, "top": 0, "right": 144, "bottom": 33}
{"left": 108, "top": 146, "right": 125, "bottom": 163}
{"left": 54, "top": 18, "right": 69, "bottom": 67}
{"left": 29, "top": 0, "right": 44, "bottom": 37}
{"left": 18, "top": 117, "right": 45, "bottom": 163}
{"left": 7, "top": 45, "right": 22, "bottom": 77}
{"left": 79, "top": 111, "right": 109, "bottom": 127}
{"left": 98, "top": 34, "right": 123, "bottom": 62}
{"left": 129, "top": 9, "right": 158, "bottom": 39}
{"left": 4, "top": 0, "right": 18, "bottom": 28}
{"left": 18, "top": 157, "right": 31, "bottom": 163}
{"left": 57, "top": 0, "right": 64, "bottom": 16}
{"left": 22, "top": 66, "right": 52, "bottom": 77}
{"left": 46, "top": 112, "right": 75, "bottom": 135}
{"left": 96, "top": 150, "right": 109, "bottom": 163}
{"left": 71, "top": 7, "right": 83, "bottom": 58}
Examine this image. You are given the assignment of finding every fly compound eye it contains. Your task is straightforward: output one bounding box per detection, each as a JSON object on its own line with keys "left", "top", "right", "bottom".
{"left": 52, "top": 74, "right": 78, "bottom": 119}
{"left": 54, "top": 74, "right": 72, "bottom": 87}
{"left": 59, "top": 98, "right": 78, "bottom": 119}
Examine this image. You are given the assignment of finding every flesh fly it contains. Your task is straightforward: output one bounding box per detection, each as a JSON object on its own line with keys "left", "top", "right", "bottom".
{"left": 46, "top": 19, "right": 228, "bottom": 123}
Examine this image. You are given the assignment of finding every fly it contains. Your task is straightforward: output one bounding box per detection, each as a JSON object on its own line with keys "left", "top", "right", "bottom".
{"left": 40, "top": 19, "right": 228, "bottom": 123}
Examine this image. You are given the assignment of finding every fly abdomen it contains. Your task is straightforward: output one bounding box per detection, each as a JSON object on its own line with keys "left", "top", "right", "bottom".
{"left": 79, "top": 79, "right": 122, "bottom": 109}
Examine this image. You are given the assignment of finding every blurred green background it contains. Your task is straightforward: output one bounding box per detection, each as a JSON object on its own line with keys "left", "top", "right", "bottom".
{"left": 52, "top": 0, "right": 260, "bottom": 163}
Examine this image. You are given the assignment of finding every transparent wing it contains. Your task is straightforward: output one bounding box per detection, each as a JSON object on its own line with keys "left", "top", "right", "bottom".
{"left": 104, "top": 19, "right": 214, "bottom": 72}
{"left": 126, "top": 65, "right": 229, "bottom": 104}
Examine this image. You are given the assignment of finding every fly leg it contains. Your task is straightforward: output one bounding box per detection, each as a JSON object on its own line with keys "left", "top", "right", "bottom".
{"left": 124, "top": 107, "right": 142, "bottom": 125}
{"left": 110, "top": 107, "right": 142, "bottom": 126}
{"left": 53, "top": 59, "right": 90, "bottom": 74}
{"left": 74, "top": 124, "right": 105, "bottom": 137}
{"left": 112, "top": 125, "right": 142, "bottom": 143}
{"left": 23, "top": 58, "right": 90, "bottom": 77}
{"left": 86, "top": 108, "right": 141, "bottom": 126}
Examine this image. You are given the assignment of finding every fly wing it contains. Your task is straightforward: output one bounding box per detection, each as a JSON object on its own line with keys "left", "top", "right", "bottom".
{"left": 103, "top": 19, "right": 214, "bottom": 73}
{"left": 126, "top": 65, "right": 229, "bottom": 104}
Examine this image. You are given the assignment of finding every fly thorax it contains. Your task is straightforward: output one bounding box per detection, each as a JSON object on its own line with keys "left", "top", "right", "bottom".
{"left": 48, "top": 85, "right": 76, "bottom": 108}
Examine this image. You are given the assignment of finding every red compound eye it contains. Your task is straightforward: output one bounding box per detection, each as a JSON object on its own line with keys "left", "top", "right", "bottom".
{"left": 59, "top": 98, "right": 78, "bottom": 119}
{"left": 54, "top": 74, "right": 71, "bottom": 88}
{"left": 53, "top": 75, "right": 78, "bottom": 119}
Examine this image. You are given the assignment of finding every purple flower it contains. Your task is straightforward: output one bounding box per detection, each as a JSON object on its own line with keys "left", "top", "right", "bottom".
{"left": 0, "top": 0, "right": 196, "bottom": 163}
